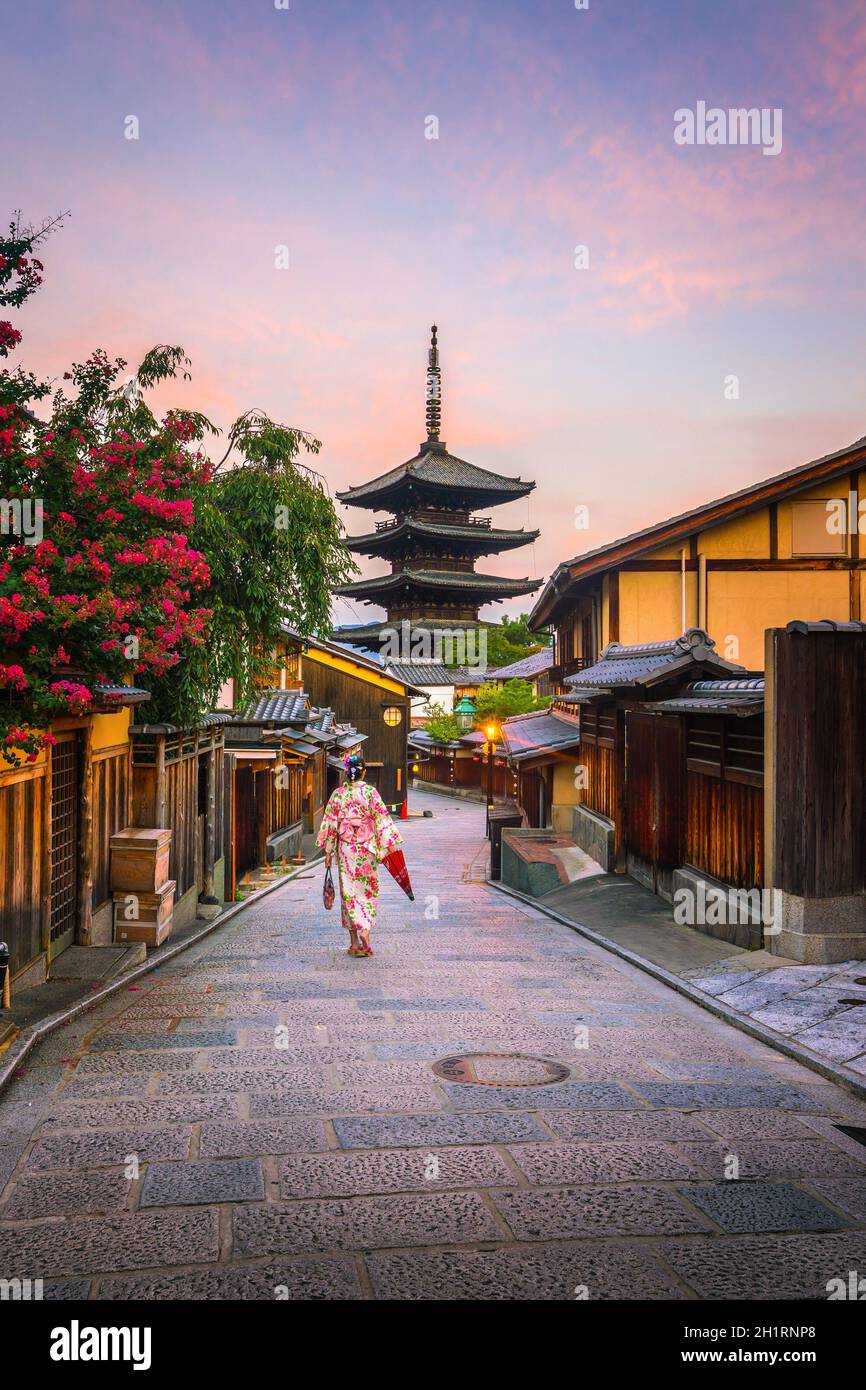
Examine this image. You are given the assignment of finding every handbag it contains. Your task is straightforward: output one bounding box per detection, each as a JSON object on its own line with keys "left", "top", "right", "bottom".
{"left": 322, "top": 864, "right": 336, "bottom": 911}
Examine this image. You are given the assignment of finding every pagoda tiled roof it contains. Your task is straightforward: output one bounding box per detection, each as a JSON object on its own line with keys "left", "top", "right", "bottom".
{"left": 332, "top": 619, "right": 491, "bottom": 649}
{"left": 333, "top": 568, "right": 542, "bottom": 599}
{"left": 337, "top": 447, "right": 534, "bottom": 508}
{"left": 347, "top": 517, "right": 538, "bottom": 555}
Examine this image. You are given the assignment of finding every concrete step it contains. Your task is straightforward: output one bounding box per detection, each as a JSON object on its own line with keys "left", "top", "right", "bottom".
{"left": 48, "top": 943, "right": 146, "bottom": 983}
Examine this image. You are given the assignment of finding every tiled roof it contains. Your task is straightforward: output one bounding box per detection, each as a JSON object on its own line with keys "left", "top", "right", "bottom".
{"left": 334, "top": 569, "right": 541, "bottom": 598}
{"left": 531, "top": 432, "right": 866, "bottom": 627}
{"left": 563, "top": 630, "right": 742, "bottom": 697}
{"left": 347, "top": 518, "right": 538, "bottom": 553}
{"left": 239, "top": 689, "right": 308, "bottom": 723}
{"left": 650, "top": 678, "right": 765, "bottom": 716}
{"left": 337, "top": 448, "right": 534, "bottom": 506}
{"left": 93, "top": 683, "right": 151, "bottom": 706}
{"left": 500, "top": 709, "right": 582, "bottom": 762}
{"left": 408, "top": 729, "right": 463, "bottom": 751}
{"left": 382, "top": 661, "right": 482, "bottom": 687}
{"left": 488, "top": 647, "right": 554, "bottom": 681}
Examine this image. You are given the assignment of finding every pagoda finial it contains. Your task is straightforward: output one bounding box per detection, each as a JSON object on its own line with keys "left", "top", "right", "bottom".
{"left": 423, "top": 323, "right": 443, "bottom": 450}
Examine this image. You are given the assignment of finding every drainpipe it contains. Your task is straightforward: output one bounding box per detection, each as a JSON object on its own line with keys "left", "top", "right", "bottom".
{"left": 681, "top": 548, "right": 687, "bottom": 633}
{"left": 698, "top": 553, "right": 707, "bottom": 631}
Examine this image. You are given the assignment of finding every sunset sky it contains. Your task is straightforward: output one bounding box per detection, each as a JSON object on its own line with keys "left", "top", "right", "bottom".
{"left": 8, "top": 0, "right": 866, "bottom": 630}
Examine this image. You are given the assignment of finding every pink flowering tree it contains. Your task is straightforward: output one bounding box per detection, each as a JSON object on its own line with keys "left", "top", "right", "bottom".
{"left": 0, "top": 214, "right": 354, "bottom": 765}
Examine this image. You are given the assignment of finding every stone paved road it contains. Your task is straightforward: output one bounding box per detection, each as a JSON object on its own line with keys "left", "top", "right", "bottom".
{"left": 1, "top": 790, "right": 866, "bottom": 1300}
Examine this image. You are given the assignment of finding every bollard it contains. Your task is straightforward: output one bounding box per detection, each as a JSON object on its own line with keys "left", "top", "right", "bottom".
{"left": 0, "top": 942, "right": 10, "bottom": 1010}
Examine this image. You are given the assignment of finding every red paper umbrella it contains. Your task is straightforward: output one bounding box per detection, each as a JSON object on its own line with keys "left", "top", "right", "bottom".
{"left": 382, "top": 848, "right": 415, "bottom": 900}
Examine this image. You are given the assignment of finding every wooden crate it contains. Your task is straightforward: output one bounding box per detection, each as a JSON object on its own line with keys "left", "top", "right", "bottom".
{"left": 110, "top": 827, "right": 172, "bottom": 894}
{"left": 112, "top": 879, "right": 176, "bottom": 948}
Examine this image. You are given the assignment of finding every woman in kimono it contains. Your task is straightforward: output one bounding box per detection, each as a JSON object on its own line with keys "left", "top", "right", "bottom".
{"left": 316, "top": 755, "right": 402, "bottom": 956}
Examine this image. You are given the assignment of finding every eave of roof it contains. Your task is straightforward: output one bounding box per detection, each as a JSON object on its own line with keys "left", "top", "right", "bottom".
{"left": 334, "top": 569, "right": 541, "bottom": 598}
{"left": 92, "top": 684, "right": 151, "bottom": 709}
{"left": 347, "top": 519, "right": 539, "bottom": 554}
{"left": 282, "top": 624, "right": 425, "bottom": 694}
{"left": 529, "top": 432, "right": 866, "bottom": 628}
{"left": 561, "top": 630, "right": 744, "bottom": 698}
{"left": 500, "top": 708, "right": 582, "bottom": 761}
{"left": 236, "top": 689, "right": 309, "bottom": 724}
{"left": 648, "top": 677, "right": 765, "bottom": 716}
{"left": 337, "top": 446, "right": 535, "bottom": 508}
{"left": 380, "top": 661, "right": 480, "bottom": 687}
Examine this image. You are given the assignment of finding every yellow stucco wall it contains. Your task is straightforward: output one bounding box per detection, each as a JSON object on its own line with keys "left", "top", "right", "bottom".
{"left": 697, "top": 510, "right": 770, "bottom": 558}
{"left": 612, "top": 567, "right": 848, "bottom": 669}
{"left": 553, "top": 759, "right": 582, "bottom": 808}
{"left": 619, "top": 571, "right": 698, "bottom": 646}
{"left": 552, "top": 758, "right": 583, "bottom": 833}
{"left": 0, "top": 706, "right": 132, "bottom": 775}
{"left": 560, "top": 471, "right": 865, "bottom": 672}
{"left": 92, "top": 708, "right": 131, "bottom": 750}
{"left": 706, "top": 571, "right": 849, "bottom": 669}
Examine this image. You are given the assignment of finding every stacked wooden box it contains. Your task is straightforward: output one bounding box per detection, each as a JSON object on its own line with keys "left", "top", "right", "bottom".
{"left": 110, "top": 827, "right": 176, "bottom": 947}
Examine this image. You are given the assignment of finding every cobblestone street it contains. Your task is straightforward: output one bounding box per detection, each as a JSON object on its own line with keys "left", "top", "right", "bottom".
{"left": 1, "top": 790, "right": 865, "bottom": 1301}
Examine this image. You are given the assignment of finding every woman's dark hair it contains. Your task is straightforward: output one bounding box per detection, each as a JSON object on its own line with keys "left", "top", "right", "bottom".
{"left": 345, "top": 755, "right": 366, "bottom": 783}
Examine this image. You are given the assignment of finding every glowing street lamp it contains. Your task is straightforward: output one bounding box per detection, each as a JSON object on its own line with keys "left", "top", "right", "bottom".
{"left": 485, "top": 722, "right": 499, "bottom": 834}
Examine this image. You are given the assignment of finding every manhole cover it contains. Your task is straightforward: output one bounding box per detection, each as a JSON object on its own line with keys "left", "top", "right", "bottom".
{"left": 431, "top": 1052, "right": 570, "bottom": 1087}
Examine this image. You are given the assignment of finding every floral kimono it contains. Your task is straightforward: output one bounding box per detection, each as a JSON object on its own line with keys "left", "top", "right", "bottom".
{"left": 316, "top": 780, "right": 402, "bottom": 938}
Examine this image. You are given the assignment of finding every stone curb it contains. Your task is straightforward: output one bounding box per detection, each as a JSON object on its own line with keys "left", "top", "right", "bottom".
{"left": 489, "top": 877, "right": 866, "bottom": 1104}
{"left": 0, "top": 857, "right": 321, "bottom": 1099}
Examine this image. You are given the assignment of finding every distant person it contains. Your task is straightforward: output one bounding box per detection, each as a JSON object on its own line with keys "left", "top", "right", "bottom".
{"left": 317, "top": 755, "right": 402, "bottom": 956}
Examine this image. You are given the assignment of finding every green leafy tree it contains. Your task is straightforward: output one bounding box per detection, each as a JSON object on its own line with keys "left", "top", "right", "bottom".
{"left": 422, "top": 703, "right": 463, "bottom": 744}
{"left": 472, "top": 678, "right": 549, "bottom": 723}
{"left": 0, "top": 213, "right": 357, "bottom": 748}
{"left": 480, "top": 614, "right": 550, "bottom": 671}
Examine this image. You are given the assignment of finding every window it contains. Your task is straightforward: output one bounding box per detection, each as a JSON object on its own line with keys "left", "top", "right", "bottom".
{"left": 383, "top": 706, "right": 403, "bottom": 726}
{"left": 791, "top": 499, "right": 847, "bottom": 557}
{"left": 597, "top": 706, "right": 616, "bottom": 747}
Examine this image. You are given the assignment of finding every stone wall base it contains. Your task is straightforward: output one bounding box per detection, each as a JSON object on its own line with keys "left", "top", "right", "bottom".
{"left": 769, "top": 890, "right": 866, "bottom": 963}
{"left": 671, "top": 866, "right": 763, "bottom": 950}
{"left": 266, "top": 820, "right": 303, "bottom": 864}
{"left": 11, "top": 950, "right": 47, "bottom": 992}
{"left": 572, "top": 805, "right": 615, "bottom": 872}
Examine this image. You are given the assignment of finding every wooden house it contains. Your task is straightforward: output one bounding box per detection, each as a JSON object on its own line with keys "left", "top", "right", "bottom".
{"left": 0, "top": 685, "right": 150, "bottom": 990}
{"left": 531, "top": 432, "right": 866, "bottom": 679}
{"left": 486, "top": 647, "right": 555, "bottom": 698}
{"left": 407, "top": 727, "right": 513, "bottom": 802}
{"left": 126, "top": 715, "right": 228, "bottom": 927}
{"left": 554, "top": 629, "right": 751, "bottom": 889}
{"left": 282, "top": 629, "right": 422, "bottom": 815}
{"left": 219, "top": 688, "right": 364, "bottom": 899}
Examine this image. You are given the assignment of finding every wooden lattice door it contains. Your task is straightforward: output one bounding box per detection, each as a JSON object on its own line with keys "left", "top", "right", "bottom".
{"left": 50, "top": 732, "right": 81, "bottom": 958}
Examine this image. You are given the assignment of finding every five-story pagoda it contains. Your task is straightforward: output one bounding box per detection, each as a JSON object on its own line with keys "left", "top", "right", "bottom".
{"left": 333, "top": 327, "right": 541, "bottom": 652}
